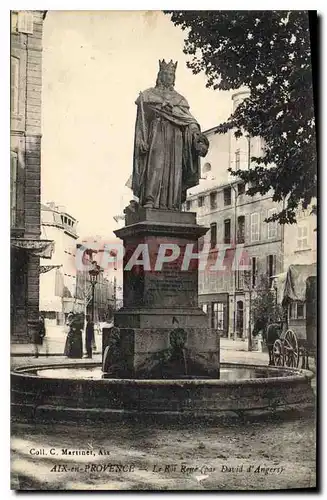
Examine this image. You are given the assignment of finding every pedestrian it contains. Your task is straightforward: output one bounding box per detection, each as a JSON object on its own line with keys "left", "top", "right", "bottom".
{"left": 85, "top": 315, "right": 95, "bottom": 359}
{"left": 33, "top": 315, "right": 47, "bottom": 358}
{"left": 64, "top": 312, "right": 83, "bottom": 359}
{"left": 63, "top": 312, "right": 74, "bottom": 357}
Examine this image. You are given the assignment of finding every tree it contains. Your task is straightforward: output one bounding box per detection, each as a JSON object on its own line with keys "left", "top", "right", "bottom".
{"left": 251, "top": 275, "right": 283, "bottom": 333}
{"left": 165, "top": 11, "right": 317, "bottom": 223}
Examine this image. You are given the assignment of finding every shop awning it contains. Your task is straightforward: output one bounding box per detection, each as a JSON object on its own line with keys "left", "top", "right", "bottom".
{"left": 283, "top": 263, "right": 316, "bottom": 302}
{"left": 40, "top": 264, "right": 61, "bottom": 274}
{"left": 11, "top": 238, "right": 55, "bottom": 259}
{"left": 272, "top": 263, "right": 317, "bottom": 304}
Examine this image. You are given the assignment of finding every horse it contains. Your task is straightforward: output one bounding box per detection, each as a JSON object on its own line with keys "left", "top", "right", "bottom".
{"left": 252, "top": 319, "right": 283, "bottom": 365}
{"left": 265, "top": 322, "right": 283, "bottom": 365}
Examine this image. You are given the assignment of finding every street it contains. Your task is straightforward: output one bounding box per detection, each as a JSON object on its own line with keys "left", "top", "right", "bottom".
{"left": 10, "top": 324, "right": 262, "bottom": 358}
{"left": 10, "top": 329, "right": 316, "bottom": 491}
{"left": 11, "top": 408, "right": 316, "bottom": 490}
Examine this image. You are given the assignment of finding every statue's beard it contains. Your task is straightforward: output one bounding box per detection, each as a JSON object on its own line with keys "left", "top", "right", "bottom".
{"left": 156, "top": 74, "right": 175, "bottom": 90}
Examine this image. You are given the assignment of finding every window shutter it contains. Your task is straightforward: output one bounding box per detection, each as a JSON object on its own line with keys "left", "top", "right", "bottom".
{"left": 17, "top": 11, "right": 34, "bottom": 34}
{"left": 257, "top": 212, "right": 261, "bottom": 241}
{"left": 251, "top": 212, "right": 260, "bottom": 242}
{"left": 11, "top": 57, "right": 19, "bottom": 116}
{"left": 11, "top": 12, "right": 18, "bottom": 32}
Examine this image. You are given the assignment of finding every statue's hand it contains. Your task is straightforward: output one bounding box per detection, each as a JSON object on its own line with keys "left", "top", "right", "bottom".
{"left": 139, "top": 140, "right": 149, "bottom": 154}
{"left": 162, "top": 101, "right": 173, "bottom": 113}
{"left": 194, "top": 132, "right": 209, "bottom": 158}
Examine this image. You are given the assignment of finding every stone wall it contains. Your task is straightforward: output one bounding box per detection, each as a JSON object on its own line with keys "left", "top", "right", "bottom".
{"left": 11, "top": 11, "right": 45, "bottom": 342}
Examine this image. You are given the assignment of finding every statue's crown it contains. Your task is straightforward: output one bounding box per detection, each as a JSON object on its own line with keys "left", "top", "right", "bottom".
{"left": 159, "top": 59, "right": 178, "bottom": 72}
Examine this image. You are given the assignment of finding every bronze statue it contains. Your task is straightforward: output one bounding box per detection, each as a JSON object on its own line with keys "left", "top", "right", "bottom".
{"left": 132, "top": 59, "right": 209, "bottom": 211}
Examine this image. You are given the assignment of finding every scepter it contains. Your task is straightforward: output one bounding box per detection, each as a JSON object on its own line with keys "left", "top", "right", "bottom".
{"left": 137, "top": 92, "right": 147, "bottom": 190}
{"left": 139, "top": 91, "right": 146, "bottom": 143}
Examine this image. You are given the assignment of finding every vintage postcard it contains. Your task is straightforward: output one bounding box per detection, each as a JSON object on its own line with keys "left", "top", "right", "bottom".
{"left": 10, "top": 10, "right": 317, "bottom": 491}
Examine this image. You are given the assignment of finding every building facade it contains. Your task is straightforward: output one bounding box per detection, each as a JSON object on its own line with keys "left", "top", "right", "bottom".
{"left": 186, "top": 180, "right": 284, "bottom": 339}
{"left": 10, "top": 11, "right": 54, "bottom": 342}
{"left": 283, "top": 205, "right": 317, "bottom": 271}
{"left": 39, "top": 203, "right": 84, "bottom": 325}
{"left": 183, "top": 90, "right": 285, "bottom": 340}
{"left": 75, "top": 267, "right": 115, "bottom": 324}
{"left": 75, "top": 237, "right": 116, "bottom": 323}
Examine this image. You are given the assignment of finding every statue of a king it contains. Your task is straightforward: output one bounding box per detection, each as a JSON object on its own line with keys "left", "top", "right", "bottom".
{"left": 132, "top": 59, "right": 209, "bottom": 211}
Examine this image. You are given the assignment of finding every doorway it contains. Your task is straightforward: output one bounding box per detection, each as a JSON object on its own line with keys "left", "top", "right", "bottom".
{"left": 236, "top": 300, "right": 244, "bottom": 337}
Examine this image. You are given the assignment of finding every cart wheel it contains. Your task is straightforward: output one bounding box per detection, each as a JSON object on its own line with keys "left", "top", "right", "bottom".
{"left": 283, "top": 329, "right": 299, "bottom": 368}
{"left": 273, "top": 339, "right": 284, "bottom": 366}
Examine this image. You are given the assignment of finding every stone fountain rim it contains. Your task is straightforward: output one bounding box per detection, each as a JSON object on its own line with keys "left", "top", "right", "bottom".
{"left": 12, "top": 361, "right": 314, "bottom": 387}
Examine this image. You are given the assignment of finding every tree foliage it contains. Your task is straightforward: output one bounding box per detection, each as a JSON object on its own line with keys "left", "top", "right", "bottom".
{"left": 251, "top": 275, "right": 283, "bottom": 332}
{"left": 165, "top": 11, "right": 317, "bottom": 223}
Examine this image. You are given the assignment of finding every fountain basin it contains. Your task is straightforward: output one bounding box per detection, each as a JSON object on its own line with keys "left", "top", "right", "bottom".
{"left": 11, "top": 362, "right": 315, "bottom": 422}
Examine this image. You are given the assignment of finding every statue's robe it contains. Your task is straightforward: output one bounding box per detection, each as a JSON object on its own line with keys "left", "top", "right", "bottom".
{"left": 132, "top": 87, "right": 201, "bottom": 210}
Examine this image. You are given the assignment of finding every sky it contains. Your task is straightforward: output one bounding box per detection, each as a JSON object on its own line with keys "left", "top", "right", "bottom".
{"left": 41, "top": 10, "right": 234, "bottom": 239}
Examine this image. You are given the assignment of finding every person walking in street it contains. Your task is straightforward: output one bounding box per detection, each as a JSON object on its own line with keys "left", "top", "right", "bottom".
{"left": 63, "top": 312, "right": 74, "bottom": 357}
{"left": 64, "top": 312, "right": 83, "bottom": 359}
{"left": 33, "top": 315, "right": 48, "bottom": 358}
{"left": 85, "top": 315, "right": 95, "bottom": 359}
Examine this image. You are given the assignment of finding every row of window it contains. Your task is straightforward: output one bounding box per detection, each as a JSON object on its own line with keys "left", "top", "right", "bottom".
{"left": 208, "top": 210, "right": 277, "bottom": 248}
{"left": 61, "top": 215, "right": 75, "bottom": 227}
{"left": 187, "top": 184, "right": 246, "bottom": 211}
{"left": 202, "top": 302, "right": 226, "bottom": 330}
{"left": 202, "top": 301, "right": 244, "bottom": 333}
{"left": 236, "top": 254, "right": 277, "bottom": 290}
{"left": 199, "top": 255, "right": 277, "bottom": 293}
{"left": 200, "top": 298, "right": 306, "bottom": 333}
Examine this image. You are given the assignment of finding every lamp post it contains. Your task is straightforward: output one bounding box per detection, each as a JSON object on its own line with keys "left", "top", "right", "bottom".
{"left": 89, "top": 261, "right": 100, "bottom": 323}
{"left": 273, "top": 278, "right": 278, "bottom": 306}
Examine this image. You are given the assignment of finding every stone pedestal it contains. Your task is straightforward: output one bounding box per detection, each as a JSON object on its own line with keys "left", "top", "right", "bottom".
{"left": 103, "top": 208, "right": 220, "bottom": 378}
{"left": 115, "top": 208, "right": 208, "bottom": 328}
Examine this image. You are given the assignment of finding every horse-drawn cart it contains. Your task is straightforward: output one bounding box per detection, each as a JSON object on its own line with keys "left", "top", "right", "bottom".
{"left": 271, "top": 263, "right": 316, "bottom": 369}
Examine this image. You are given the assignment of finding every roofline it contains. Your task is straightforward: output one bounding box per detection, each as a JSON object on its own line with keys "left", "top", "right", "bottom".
{"left": 41, "top": 203, "right": 77, "bottom": 221}
{"left": 187, "top": 179, "right": 240, "bottom": 199}
{"left": 203, "top": 125, "right": 222, "bottom": 136}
